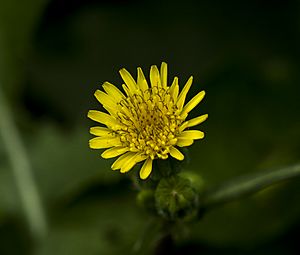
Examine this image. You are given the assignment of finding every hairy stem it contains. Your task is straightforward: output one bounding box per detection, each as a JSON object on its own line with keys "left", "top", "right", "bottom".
{"left": 202, "top": 163, "right": 300, "bottom": 208}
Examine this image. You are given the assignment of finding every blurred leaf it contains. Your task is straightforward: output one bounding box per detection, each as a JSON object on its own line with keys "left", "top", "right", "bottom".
{"left": 28, "top": 124, "right": 121, "bottom": 204}
{"left": 0, "top": 0, "right": 49, "bottom": 220}
{"left": 35, "top": 193, "right": 146, "bottom": 255}
{"left": 0, "top": 166, "right": 20, "bottom": 218}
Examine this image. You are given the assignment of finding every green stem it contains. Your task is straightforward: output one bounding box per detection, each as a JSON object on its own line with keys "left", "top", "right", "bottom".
{"left": 202, "top": 163, "right": 300, "bottom": 208}
{"left": 0, "top": 87, "right": 47, "bottom": 241}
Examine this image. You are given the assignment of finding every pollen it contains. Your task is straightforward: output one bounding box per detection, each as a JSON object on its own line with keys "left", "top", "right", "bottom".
{"left": 88, "top": 62, "right": 208, "bottom": 180}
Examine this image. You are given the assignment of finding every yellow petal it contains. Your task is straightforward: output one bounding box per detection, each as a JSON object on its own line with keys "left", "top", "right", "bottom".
{"left": 185, "top": 114, "right": 208, "bottom": 128}
{"left": 120, "top": 159, "right": 137, "bottom": 173}
{"left": 90, "top": 126, "right": 113, "bottom": 136}
{"left": 94, "top": 90, "right": 118, "bottom": 109}
{"left": 160, "top": 62, "right": 168, "bottom": 88}
{"left": 139, "top": 158, "right": 153, "bottom": 179}
{"left": 180, "top": 90, "right": 205, "bottom": 118}
{"left": 177, "top": 76, "right": 193, "bottom": 110}
{"left": 87, "top": 110, "right": 119, "bottom": 127}
{"left": 89, "top": 137, "right": 122, "bottom": 149}
{"left": 102, "top": 105, "right": 118, "bottom": 118}
{"left": 120, "top": 153, "right": 147, "bottom": 173}
{"left": 179, "top": 130, "right": 204, "bottom": 140}
{"left": 122, "top": 84, "right": 131, "bottom": 96}
{"left": 178, "top": 121, "right": 189, "bottom": 132}
{"left": 150, "top": 65, "right": 161, "bottom": 88}
{"left": 119, "top": 68, "right": 137, "bottom": 92}
{"left": 169, "top": 146, "right": 184, "bottom": 160}
{"left": 137, "top": 67, "right": 149, "bottom": 92}
{"left": 102, "top": 82, "right": 125, "bottom": 102}
{"left": 176, "top": 137, "right": 194, "bottom": 147}
{"left": 169, "top": 77, "right": 179, "bottom": 102}
{"left": 101, "top": 147, "right": 129, "bottom": 159}
{"left": 111, "top": 152, "right": 136, "bottom": 170}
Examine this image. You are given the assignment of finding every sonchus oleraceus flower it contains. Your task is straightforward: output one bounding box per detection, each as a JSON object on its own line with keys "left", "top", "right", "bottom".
{"left": 88, "top": 62, "right": 207, "bottom": 180}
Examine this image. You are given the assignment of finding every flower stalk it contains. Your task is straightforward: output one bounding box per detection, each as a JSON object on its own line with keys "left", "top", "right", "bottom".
{"left": 202, "top": 163, "right": 300, "bottom": 209}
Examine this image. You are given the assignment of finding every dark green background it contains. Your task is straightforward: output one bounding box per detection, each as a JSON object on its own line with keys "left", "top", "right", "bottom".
{"left": 0, "top": 0, "right": 300, "bottom": 254}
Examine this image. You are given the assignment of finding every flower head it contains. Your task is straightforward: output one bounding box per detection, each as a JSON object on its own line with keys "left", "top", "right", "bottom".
{"left": 88, "top": 62, "right": 207, "bottom": 179}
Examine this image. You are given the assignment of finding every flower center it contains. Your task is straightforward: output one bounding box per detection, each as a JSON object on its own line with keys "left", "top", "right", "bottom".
{"left": 115, "top": 87, "right": 183, "bottom": 159}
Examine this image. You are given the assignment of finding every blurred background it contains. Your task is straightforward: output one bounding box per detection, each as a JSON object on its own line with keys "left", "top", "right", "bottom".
{"left": 1, "top": 0, "right": 300, "bottom": 254}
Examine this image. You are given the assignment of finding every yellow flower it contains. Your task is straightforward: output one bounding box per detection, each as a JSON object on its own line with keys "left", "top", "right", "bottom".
{"left": 88, "top": 62, "right": 207, "bottom": 180}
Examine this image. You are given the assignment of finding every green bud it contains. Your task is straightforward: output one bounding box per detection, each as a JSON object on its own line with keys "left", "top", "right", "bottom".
{"left": 155, "top": 175, "right": 199, "bottom": 221}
